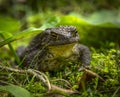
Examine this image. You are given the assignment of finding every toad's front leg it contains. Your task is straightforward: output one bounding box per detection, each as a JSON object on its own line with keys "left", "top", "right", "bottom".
{"left": 76, "top": 44, "right": 91, "bottom": 70}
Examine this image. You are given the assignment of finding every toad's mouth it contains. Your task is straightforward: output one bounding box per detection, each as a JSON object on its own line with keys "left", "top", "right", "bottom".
{"left": 49, "top": 36, "right": 80, "bottom": 46}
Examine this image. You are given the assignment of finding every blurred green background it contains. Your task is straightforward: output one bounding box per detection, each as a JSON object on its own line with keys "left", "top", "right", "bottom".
{"left": 0, "top": 0, "right": 120, "bottom": 48}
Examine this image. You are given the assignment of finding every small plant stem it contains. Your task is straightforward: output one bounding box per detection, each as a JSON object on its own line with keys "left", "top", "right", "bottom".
{"left": 0, "top": 34, "right": 20, "bottom": 64}
{"left": 112, "top": 87, "right": 120, "bottom": 97}
{"left": 8, "top": 43, "right": 20, "bottom": 64}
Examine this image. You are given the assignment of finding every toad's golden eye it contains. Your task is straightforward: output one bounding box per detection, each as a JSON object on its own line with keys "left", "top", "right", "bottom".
{"left": 51, "top": 32, "right": 58, "bottom": 39}
{"left": 72, "top": 30, "right": 77, "bottom": 37}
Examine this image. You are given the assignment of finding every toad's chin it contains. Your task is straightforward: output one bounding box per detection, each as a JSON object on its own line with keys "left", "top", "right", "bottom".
{"left": 48, "top": 43, "right": 76, "bottom": 58}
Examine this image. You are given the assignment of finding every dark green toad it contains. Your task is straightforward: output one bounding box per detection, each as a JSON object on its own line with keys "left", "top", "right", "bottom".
{"left": 17, "top": 26, "right": 91, "bottom": 71}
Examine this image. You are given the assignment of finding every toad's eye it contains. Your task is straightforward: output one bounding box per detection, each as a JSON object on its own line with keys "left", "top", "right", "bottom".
{"left": 72, "top": 30, "right": 77, "bottom": 36}
{"left": 51, "top": 32, "right": 58, "bottom": 39}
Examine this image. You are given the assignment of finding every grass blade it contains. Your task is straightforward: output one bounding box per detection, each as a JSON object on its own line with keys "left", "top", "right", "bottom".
{"left": 0, "top": 84, "right": 33, "bottom": 97}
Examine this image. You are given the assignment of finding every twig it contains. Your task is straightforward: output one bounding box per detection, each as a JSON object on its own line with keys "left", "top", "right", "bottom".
{"left": 27, "top": 69, "right": 51, "bottom": 90}
{"left": 50, "top": 84, "right": 79, "bottom": 95}
{"left": 0, "top": 80, "right": 9, "bottom": 85}
{"left": 112, "top": 87, "right": 120, "bottom": 97}
{"left": 0, "top": 65, "right": 50, "bottom": 89}
{"left": 0, "top": 65, "right": 25, "bottom": 73}
{"left": 83, "top": 68, "right": 105, "bottom": 81}
{"left": 51, "top": 79, "right": 72, "bottom": 88}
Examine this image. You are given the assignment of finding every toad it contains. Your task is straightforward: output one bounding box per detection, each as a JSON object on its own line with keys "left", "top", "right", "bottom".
{"left": 17, "top": 26, "right": 90, "bottom": 71}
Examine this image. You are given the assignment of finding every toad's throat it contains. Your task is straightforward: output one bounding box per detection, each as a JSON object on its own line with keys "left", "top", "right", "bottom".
{"left": 48, "top": 43, "right": 76, "bottom": 58}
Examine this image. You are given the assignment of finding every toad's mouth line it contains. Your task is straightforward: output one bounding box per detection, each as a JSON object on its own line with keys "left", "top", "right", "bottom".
{"left": 49, "top": 36, "right": 80, "bottom": 45}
